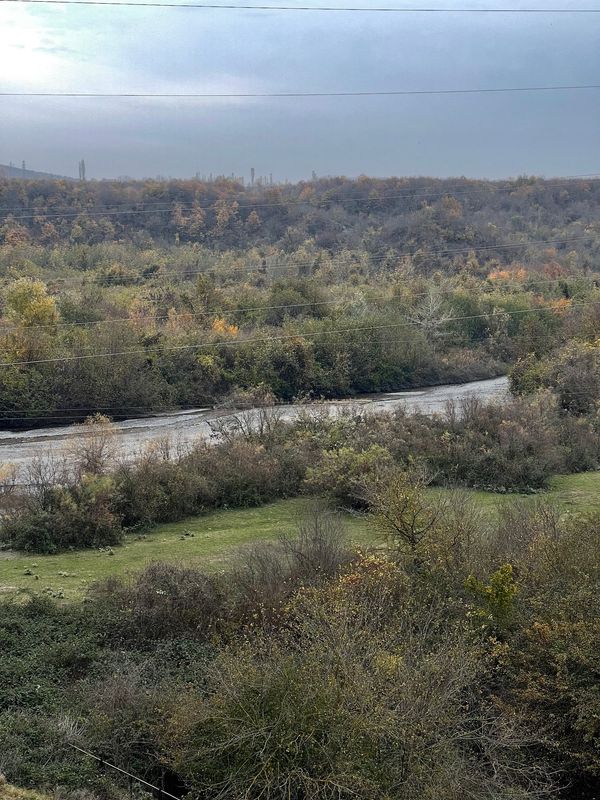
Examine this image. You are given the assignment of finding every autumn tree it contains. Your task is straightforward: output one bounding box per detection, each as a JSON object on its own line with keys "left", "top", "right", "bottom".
{"left": 5, "top": 278, "right": 59, "bottom": 327}
{"left": 368, "top": 470, "right": 446, "bottom": 563}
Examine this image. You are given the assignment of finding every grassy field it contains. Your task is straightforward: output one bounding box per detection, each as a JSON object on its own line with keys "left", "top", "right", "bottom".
{"left": 1, "top": 471, "right": 599, "bottom": 601}
{"left": 0, "top": 498, "right": 375, "bottom": 601}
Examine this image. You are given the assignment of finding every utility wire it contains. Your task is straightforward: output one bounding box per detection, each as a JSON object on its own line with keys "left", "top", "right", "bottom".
{"left": 0, "top": 301, "right": 595, "bottom": 367}
{"left": 4, "top": 233, "right": 596, "bottom": 290}
{"left": 4, "top": 84, "right": 600, "bottom": 98}
{"left": 3, "top": 174, "right": 600, "bottom": 221}
{"left": 7, "top": 382, "right": 600, "bottom": 420}
{"left": 69, "top": 745, "right": 181, "bottom": 800}
{"left": 0, "top": 274, "right": 592, "bottom": 333}
{"left": 3, "top": 0, "right": 600, "bottom": 11}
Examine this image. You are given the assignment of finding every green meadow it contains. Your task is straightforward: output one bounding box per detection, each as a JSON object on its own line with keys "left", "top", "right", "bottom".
{"left": 1, "top": 471, "right": 599, "bottom": 601}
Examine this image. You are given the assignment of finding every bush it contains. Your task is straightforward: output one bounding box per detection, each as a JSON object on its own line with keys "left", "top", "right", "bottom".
{"left": 304, "top": 444, "right": 394, "bottom": 507}
{"left": 500, "top": 513, "right": 600, "bottom": 788}
{"left": 1, "top": 476, "right": 121, "bottom": 553}
{"left": 90, "top": 509, "right": 352, "bottom": 641}
{"left": 114, "top": 456, "right": 216, "bottom": 527}
{"left": 429, "top": 395, "right": 564, "bottom": 489}
{"left": 226, "top": 505, "right": 353, "bottom": 625}
{"left": 163, "top": 555, "right": 548, "bottom": 800}
{"left": 89, "top": 562, "right": 225, "bottom": 643}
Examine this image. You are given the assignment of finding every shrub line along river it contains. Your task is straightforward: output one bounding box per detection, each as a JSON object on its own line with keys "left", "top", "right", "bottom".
{"left": 0, "top": 376, "right": 508, "bottom": 481}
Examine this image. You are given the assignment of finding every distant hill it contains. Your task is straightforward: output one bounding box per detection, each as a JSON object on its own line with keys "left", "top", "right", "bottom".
{"left": 0, "top": 163, "right": 72, "bottom": 180}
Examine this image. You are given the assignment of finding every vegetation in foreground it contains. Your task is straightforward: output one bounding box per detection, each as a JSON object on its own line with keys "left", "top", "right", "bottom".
{"left": 2, "top": 471, "right": 600, "bottom": 600}
{"left": 1, "top": 489, "right": 600, "bottom": 800}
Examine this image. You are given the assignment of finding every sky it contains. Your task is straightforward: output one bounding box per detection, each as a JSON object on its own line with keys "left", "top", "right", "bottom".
{"left": 1, "top": 0, "right": 599, "bottom": 181}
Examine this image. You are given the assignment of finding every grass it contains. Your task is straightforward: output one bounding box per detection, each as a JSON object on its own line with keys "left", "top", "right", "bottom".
{"left": 0, "top": 498, "right": 374, "bottom": 601}
{"left": 547, "top": 471, "right": 600, "bottom": 514}
{"left": 430, "top": 472, "right": 600, "bottom": 517}
{"left": 0, "top": 784, "right": 49, "bottom": 800}
{"left": 2, "top": 470, "right": 600, "bottom": 602}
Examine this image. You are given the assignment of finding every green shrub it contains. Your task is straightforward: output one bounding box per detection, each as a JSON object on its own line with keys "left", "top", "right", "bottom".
{"left": 1, "top": 476, "right": 121, "bottom": 554}
{"left": 304, "top": 444, "right": 394, "bottom": 507}
{"left": 163, "top": 556, "right": 546, "bottom": 800}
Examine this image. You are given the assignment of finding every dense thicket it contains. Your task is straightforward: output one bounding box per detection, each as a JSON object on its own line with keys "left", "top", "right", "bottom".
{"left": 0, "top": 246, "right": 598, "bottom": 428}
{"left": 1, "top": 175, "right": 600, "bottom": 427}
{"left": 2, "top": 495, "right": 600, "bottom": 799}
{"left": 2, "top": 175, "right": 600, "bottom": 260}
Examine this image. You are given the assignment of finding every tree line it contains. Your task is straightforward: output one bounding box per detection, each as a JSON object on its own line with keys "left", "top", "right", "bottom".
{"left": 1, "top": 176, "right": 600, "bottom": 264}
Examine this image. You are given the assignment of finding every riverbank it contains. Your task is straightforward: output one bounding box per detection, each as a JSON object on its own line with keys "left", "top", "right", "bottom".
{"left": 0, "top": 376, "right": 508, "bottom": 481}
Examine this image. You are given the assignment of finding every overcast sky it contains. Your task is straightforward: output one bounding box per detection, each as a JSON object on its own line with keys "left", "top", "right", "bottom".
{"left": 1, "top": 1, "right": 599, "bottom": 181}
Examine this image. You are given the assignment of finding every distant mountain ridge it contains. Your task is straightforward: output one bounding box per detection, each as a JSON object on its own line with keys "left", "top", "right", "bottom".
{"left": 0, "top": 163, "right": 72, "bottom": 180}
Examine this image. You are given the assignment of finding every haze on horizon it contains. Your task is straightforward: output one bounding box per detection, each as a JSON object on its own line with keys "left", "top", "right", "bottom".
{"left": 1, "top": 0, "right": 599, "bottom": 182}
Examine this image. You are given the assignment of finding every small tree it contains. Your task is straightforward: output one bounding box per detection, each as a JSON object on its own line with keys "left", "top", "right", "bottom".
{"left": 369, "top": 470, "right": 446, "bottom": 562}
{"left": 5, "top": 278, "right": 58, "bottom": 328}
{"left": 68, "top": 414, "right": 117, "bottom": 479}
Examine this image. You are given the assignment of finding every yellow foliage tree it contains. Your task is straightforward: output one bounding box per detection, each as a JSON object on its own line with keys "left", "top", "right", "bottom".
{"left": 211, "top": 317, "right": 239, "bottom": 337}
{"left": 5, "top": 278, "right": 59, "bottom": 328}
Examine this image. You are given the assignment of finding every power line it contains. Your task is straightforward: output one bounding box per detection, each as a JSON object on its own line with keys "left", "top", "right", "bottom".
{"left": 4, "top": 84, "right": 600, "bottom": 99}
{"left": 0, "top": 302, "right": 595, "bottom": 367}
{"left": 4, "top": 233, "right": 595, "bottom": 290}
{"left": 3, "top": 0, "right": 600, "bottom": 11}
{"left": 6, "top": 378, "right": 600, "bottom": 420}
{"left": 0, "top": 274, "right": 592, "bottom": 333}
{"left": 3, "top": 173, "right": 600, "bottom": 220}
{"left": 69, "top": 745, "right": 181, "bottom": 800}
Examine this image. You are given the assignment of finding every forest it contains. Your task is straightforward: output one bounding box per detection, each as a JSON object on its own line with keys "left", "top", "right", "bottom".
{"left": 1, "top": 175, "right": 600, "bottom": 800}
{"left": 1, "top": 175, "right": 600, "bottom": 427}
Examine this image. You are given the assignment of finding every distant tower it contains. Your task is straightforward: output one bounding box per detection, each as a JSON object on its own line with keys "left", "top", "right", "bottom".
{"left": 22, "top": 160, "right": 26, "bottom": 176}
{"left": 311, "top": 170, "right": 317, "bottom": 181}
{"left": 250, "top": 167, "right": 255, "bottom": 186}
{"left": 78, "top": 159, "right": 86, "bottom": 181}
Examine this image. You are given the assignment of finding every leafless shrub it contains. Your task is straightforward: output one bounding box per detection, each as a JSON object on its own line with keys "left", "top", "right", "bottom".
{"left": 287, "top": 505, "right": 350, "bottom": 575}
{"left": 21, "top": 451, "right": 71, "bottom": 509}
{"left": 437, "top": 488, "right": 492, "bottom": 578}
{"left": 90, "top": 562, "right": 224, "bottom": 641}
{"left": 489, "top": 498, "right": 563, "bottom": 572}
{"left": 54, "top": 714, "right": 84, "bottom": 745}
{"left": 227, "top": 505, "right": 353, "bottom": 622}
{"left": 210, "top": 404, "right": 287, "bottom": 443}
{"left": 137, "top": 433, "right": 173, "bottom": 464}
{"left": 66, "top": 414, "right": 117, "bottom": 479}
{"left": 0, "top": 463, "right": 19, "bottom": 514}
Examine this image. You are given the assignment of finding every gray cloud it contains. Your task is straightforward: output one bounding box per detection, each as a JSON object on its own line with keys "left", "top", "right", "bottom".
{"left": 1, "top": 2, "right": 599, "bottom": 180}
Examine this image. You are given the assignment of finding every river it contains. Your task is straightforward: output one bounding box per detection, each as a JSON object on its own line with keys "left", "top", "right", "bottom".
{"left": 0, "top": 376, "right": 508, "bottom": 481}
